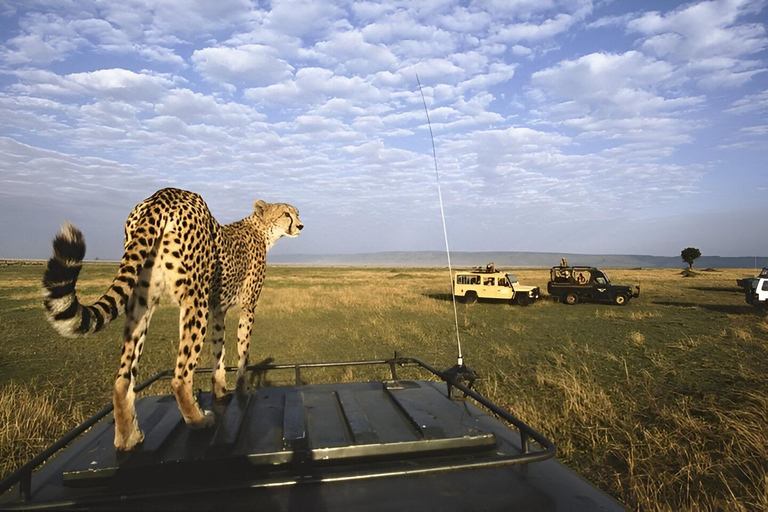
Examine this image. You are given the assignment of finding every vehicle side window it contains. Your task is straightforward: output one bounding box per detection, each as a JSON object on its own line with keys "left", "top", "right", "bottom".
{"left": 484, "top": 278, "right": 494, "bottom": 286}
{"left": 595, "top": 277, "right": 606, "bottom": 285}
{"left": 762, "top": 280, "right": 768, "bottom": 291}
{"left": 498, "top": 278, "right": 507, "bottom": 286}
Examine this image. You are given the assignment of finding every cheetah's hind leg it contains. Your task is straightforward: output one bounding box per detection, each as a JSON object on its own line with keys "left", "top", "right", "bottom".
{"left": 172, "top": 299, "right": 215, "bottom": 429}
{"left": 113, "top": 290, "right": 155, "bottom": 451}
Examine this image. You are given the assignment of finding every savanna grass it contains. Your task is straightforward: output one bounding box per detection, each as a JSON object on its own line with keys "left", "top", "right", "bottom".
{"left": 0, "top": 263, "right": 766, "bottom": 510}
{"left": 0, "top": 381, "right": 85, "bottom": 479}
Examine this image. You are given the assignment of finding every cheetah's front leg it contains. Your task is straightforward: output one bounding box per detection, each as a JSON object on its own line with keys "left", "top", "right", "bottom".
{"left": 235, "top": 309, "right": 254, "bottom": 394}
{"left": 210, "top": 309, "right": 228, "bottom": 400}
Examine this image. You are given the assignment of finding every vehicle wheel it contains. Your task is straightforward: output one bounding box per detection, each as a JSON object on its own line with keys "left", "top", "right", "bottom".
{"left": 464, "top": 292, "right": 478, "bottom": 304}
{"left": 614, "top": 294, "right": 629, "bottom": 306}
{"left": 564, "top": 293, "right": 579, "bottom": 305}
{"left": 515, "top": 294, "right": 530, "bottom": 307}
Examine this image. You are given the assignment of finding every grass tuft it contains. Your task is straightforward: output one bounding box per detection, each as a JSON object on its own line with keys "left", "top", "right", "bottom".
{"left": 0, "top": 381, "right": 85, "bottom": 479}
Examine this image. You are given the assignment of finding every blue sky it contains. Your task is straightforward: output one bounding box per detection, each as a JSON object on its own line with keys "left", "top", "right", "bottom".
{"left": 0, "top": 0, "right": 766, "bottom": 260}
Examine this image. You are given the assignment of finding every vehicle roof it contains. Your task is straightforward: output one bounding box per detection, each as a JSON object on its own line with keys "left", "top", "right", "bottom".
{"left": 455, "top": 270, "right": 510, "bottom": 276}
{"left": 551, "top": 266, "right": 603, "bottom": 272}
{"left": 0, "top": 367, "right": 623, "bottom": 511}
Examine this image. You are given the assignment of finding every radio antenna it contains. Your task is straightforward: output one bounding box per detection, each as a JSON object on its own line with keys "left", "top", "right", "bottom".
{"left": 416, "top": 75, "right": 464, "bottom": 367}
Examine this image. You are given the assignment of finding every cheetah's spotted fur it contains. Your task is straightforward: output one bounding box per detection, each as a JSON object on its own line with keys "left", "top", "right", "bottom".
{"left": 42, "top": 188, "right": 303, "bottom": 451}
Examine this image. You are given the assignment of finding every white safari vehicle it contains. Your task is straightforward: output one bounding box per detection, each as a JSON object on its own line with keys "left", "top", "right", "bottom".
{"left": 453, "top": 268, "right": 540, "bottom": 306}
{"left": 745, "top": 276, "right": 768, "bottom": 309}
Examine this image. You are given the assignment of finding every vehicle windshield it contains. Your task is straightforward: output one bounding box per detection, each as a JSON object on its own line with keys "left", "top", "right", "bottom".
{"left": 505, "top": 273, "right": 518, "bottom": 286}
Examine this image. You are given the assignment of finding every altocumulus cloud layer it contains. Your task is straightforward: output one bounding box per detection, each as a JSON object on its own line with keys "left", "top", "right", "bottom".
{"left": 0, "top": 0, "right": 766, "bottom": 259}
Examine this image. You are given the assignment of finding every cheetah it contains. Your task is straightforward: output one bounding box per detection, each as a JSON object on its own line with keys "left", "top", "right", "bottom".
{"left": 42, "top": 188, "right": 303, "bottom": 451}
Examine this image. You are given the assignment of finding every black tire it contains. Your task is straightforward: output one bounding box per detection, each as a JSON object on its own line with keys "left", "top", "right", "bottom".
{"left": 515, "top": 294, "right": 530, "bottom": 306}
{"left": 464, "top": 291, "right": 478, "bottom": 304}
{"left": 614, "top": 294, "right": 629, "bottom": 306}
{"left": 564, "top": 293, "right": 579, "bottom": 305}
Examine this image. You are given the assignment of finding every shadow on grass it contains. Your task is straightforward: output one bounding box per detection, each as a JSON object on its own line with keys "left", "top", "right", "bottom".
{"left": 652, "top": 301, "right": 758, "bottom": 315}
{"left": 425, "top": 293, "right": 454, "bottom": 302}
{"left": 691, "top": 286, "right": 742, "bottom": 293}
{"left": 424, "top": 293, "right": 517, "bottom": 305}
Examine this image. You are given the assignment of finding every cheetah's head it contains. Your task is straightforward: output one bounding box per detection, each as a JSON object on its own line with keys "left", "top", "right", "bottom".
{"left": 253, "top": 200, "right": 304, "bottom": 244}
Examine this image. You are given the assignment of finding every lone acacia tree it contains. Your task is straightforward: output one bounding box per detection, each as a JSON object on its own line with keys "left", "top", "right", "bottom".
{"left": 681, "top": 247, "right": 702, "bottom": 270}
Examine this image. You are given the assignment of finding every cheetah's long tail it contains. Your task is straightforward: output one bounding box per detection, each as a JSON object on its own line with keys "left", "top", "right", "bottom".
{"left": 42, "top": 222, "right": 132, "bottom": 337}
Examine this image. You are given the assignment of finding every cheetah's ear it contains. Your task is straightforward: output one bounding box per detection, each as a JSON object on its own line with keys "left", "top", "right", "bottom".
{"left": 253, "top": 200, "right": 268, "bottom": 218}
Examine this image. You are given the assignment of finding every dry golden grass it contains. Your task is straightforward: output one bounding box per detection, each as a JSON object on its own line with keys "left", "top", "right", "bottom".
{"left": 628, "top": 331, "right": 645, "bottom": 345}
{"left": 0, "top": 382, "right": 85, "bottom": 479}
{"left": 479, "top": 342, "right": 767, "bottom": 511}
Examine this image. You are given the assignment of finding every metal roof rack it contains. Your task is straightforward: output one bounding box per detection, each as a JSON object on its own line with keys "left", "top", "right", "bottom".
{"left": 0, "top": 355, "right": 629, "bottom": 511}
{"left": 1, "top": 356, "right": 555, "bottom": 504}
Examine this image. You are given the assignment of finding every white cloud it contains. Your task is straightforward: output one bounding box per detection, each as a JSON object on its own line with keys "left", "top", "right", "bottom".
{"left": 71, "top": 18, "right": 131, "bottom": 48}
{"left": 626, "top": 0, "right": 767, "bottom": 88}
{"left": 725, "top": 89, "right": 768, "bottom": 114}
{"left": 696, "top": 67, "right": 766, "bottom": 89}
{"left": 243, "top": 80, "right": 302, "bottom": 105}
{"left": 628, "top": 0, "right": 766, "bottom": 59}
{"left": 310, "top": 98, "right": 368, "bottom": 117}
{"left": 531, "top": 51, "right": 678, "bottom": 99}
{"left": 478, "top": 0, "right": 592, "bottom": 18}
{"left": 351, "top": 2, "right": 393, "bottom": 22}
{"left": 449, "top": 50, "right": 489, "bottom": 76}
{"left": 0, "top": 91, "right": 74, "bottom": 137}
{"left": 717, "top": 124, "right": 768, "bottom": 150}
{"left": 78, "top": 100, "right": 142, "bottom": 129}
{"left": 9, "top": 68, "right": 178, "bottom": 102}
{"left": 244, "top": 67, "right": 384, "bottom": 106}
{"left": 1, "top": 12, "right": 83, "bottom": 64}
{"left": 439, "top": 122, "right": 705, "bottom": 221}
{"left": 101, "top": 0, "right": 253, "bottom": 40}
{"left": 492, "top": 12, "right": 583, "bottom": 43}
{"left": 314, "top": 30, "right": 399, "bottom": 74}
{"left": 526, "top": 50, "right": 709, "bottom": 169}
{"left": 452, "top": 92, "right": 495, "bottom": 115}
{"left": 0, "top": 2, "right": 239, "bottom": 67}
{"left": 436, "top": 6, "right": 492, "bottom": 33}
{"left": 456, "top": 62, "right": 517, "bottom": 91}
{"left": 362, "top": 11, "right": 448, "bottom": 45}
{"left": 586, "top": 13, "right": 636, "bottom": 30}
{"left": 65, "top": 68, "right": 176, "bottom": 101}
{"left": 399, "top": 58, "right": 466, "bottom": 82}
{"left": 137, "top": 45, "right": 186, "bottom": 67}
{"left": 293, "top": 114, "right": 350, "bottom": 134}
{"left": 510, "top": 44, "right": 533, "bottom": 57}
{"left": 478, "top": 0, "right": 594, "bottom": 47}
{"left": 191, "top": 45, "right": 295, "bottom": 87}
{"left": 155, "top": 88, "right": 266, "bottom": 126}
{"left": 0, "top": 136, "right": 158, "bottom": 204}
{"left": 266, "top": 0, "right": 348, "bottom": 39}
